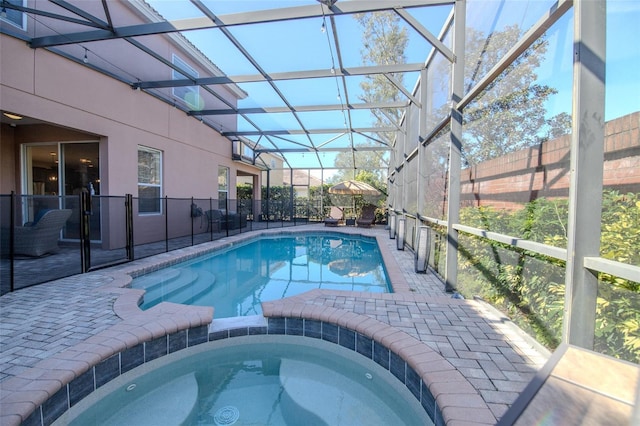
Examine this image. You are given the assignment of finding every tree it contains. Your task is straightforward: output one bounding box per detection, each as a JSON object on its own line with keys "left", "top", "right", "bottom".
{"left": 356, "top": 11, "right": 408, "bottom": 129}
{"left": 332, "top": 147, "right": 388, "bottom": 184}
{"left": 458, "top": 25, "right": 572, "bottom": 164}
{"left": 237, "top": 183, "right": 252, "bottom": 200}
{"left": 332, "top": 11, "right": 407, "bottom": 186}
{"left": 353, "top": 170, "right": 387, "bottom": 196}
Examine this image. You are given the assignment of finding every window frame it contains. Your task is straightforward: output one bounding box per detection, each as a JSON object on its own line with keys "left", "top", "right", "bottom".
{"left": 137, "top": 145, "right": 163, "bottom": 215}
{"left": 172, "top": 54, "right": 201, "bottom": 110}
{"left": 1, "top": 0, "right": 27, "bottom": 30}
{"left": 218, "top": 165, "right": 229, "bottom": 209}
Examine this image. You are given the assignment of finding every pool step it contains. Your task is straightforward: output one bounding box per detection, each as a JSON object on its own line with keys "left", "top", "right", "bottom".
{"left": 141, "top": 269, "right": 215, "bottom": 308}
{"left": 103, "top": 372, "right": 198, "bottom": 426}
{"left": 278, "top": 358, "right": 380, "bottom": 425}
{"left": 137, "top": 268, "right": 198, "bottom": 306}
{"left": 165, "top": 269, "right": 215, "bottom": 306}
{"left": 132, "top": 267, "right": 182, "bottom": 290}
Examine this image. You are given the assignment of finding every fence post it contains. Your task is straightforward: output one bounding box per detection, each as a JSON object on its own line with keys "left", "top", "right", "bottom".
{"left": 266, "top": 170, "right": 271, "bottom": 229}
{"left": 191, "top": 196, "right": 195, "bottom": 245}
{"left": 238, "top": 199, "right": 242, "bottom": 234}
{"left": 164, "top": 196, "right": 169, "bottom": 253}
{"left": 209, "top": 198, "right": 213, "bottom": 240}
{"left": 9, "top": 191, "right": 15, "bottom": 292}
{"left": 80, "top": 192, "right": 91, "bottom": 273}
{"left": 269, "top": 200, "right": 273, "bottom": 229}
{"left": 125, "top": 194, "right": 134, "bottom": 261}
{"left": 225, "top": 197, "right": 229, "bottom": 237}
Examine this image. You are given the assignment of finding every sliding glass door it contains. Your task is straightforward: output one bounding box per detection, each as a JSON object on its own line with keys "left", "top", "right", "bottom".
{"left": 23, "top": 142, "right": 100, "bottom": 241}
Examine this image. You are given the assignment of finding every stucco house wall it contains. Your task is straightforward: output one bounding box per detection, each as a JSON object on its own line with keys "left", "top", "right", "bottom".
{"left": 0, "top": 0, "right": 265, "bottom": 247}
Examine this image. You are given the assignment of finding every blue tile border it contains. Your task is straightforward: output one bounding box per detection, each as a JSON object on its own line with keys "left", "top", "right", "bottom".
{"left": 321, "top": 322, "right": 339, "bottom": 343}
{"left": 120, "top": 344, "right": 144, "bottom": 374}
{"left": 95, "top": 354, "right": 120, "bottom": 388}
{"left": 338, "top": 327, "right": 356, "bottom": 351}
{"left": 30, "top": 327, "right": 210, "bottom": 426}
{"left": 303, "top": 319, "right": 322, "bottom": 338}
{"left": 356, "top": 333, "right": 373, "bottom": 358}
{"left": 187, "top": 325, "right": 209, "bottom": 346}
{"left": 21, "top": 409, "right": 41, "bottom": 426}
{"left": 68, "top": 369, "right": 94, "bottom": 408}
{"left": 41, "top": 387, "right": 66, "bottom": 426}
{"left": 28, "top": 318, "right": 441, "bottom": 426}
{"left": 373, "top": 340, "right": 390, "bottom": 369}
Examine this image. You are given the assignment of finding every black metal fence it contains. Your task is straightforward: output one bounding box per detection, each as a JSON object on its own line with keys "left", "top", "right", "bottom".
{"left": 0, "top": 193, "right": 328, "bottom": 295}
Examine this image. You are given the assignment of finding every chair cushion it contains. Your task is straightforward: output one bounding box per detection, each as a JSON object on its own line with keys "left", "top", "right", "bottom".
{"left": 27, "top": 209, "right": 50, "bottom": 226}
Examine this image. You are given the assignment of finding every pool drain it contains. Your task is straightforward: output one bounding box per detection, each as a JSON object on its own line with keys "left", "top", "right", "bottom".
{"left": 214, "top": 406, "right": 240, "bottom": 425}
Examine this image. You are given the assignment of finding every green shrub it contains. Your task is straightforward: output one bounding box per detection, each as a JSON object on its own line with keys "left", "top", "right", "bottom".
{"left": 596, "top": 191, "right": 640, "bottom": 360}
{"left": 448, "top": 190, "right": 640, "bottom": 362}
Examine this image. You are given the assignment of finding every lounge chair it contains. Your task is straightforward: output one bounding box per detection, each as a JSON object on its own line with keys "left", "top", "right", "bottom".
{"left": 324, "top": 206, "right": 343, "bottom": 227}
{"left": 356, "top": 204, "right": 376, "bottom": 228}
{"left": 14, "top": 209, "right": 72, "bottom": 257}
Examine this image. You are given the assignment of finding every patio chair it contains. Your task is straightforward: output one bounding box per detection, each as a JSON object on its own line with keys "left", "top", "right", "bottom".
{"left": 356, "top": 204, "right": 377, "bottom": 228}
{"left": 205, "top": 209, "right": 247, "bottom": 231}
{"left": 205, "top": 209, "right": 222, "bottom": 232}
{"left": 14, "top": 209, "right": 72, "bottom": 257}
{"left": 324, "top": 206, "right": 343, "bottom": 227}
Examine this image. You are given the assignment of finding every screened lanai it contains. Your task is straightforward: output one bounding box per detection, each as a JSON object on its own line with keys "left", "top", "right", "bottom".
{"left": 1, "top": 0, "right": 639, "bottom": 370}
{"left": 4, "top": 0, "right": 443, "bottom": 170}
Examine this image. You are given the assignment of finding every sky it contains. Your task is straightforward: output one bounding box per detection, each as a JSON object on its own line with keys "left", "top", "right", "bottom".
{"left": 146, "top": 0, "right": 639, "bottom": 169}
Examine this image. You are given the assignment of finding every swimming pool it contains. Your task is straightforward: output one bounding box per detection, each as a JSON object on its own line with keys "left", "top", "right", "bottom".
{"left": 59, "top": 335, "right": 433, "bottom": 426}
{"left": 132, "top": 234, "right": 391, "bottom": 318}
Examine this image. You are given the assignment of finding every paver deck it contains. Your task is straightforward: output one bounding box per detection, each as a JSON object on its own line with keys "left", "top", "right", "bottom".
{"left": 0, "top": 224, "right": 549, "bottom": 425}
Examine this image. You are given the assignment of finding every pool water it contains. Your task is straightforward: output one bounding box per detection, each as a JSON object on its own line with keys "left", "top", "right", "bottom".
{"left": 61, "top": 336, "right": 432, "bottom": 426}
{"left": 132, "top": 234, "right": 391, "bottom": 318}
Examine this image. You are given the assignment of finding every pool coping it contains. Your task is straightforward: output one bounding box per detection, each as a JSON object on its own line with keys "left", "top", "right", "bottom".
{"left": 0, "top": 227, "right": 494, "bottom": 425}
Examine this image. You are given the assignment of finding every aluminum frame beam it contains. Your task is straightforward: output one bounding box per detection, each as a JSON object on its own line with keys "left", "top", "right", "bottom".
{"left": 224, "top": 127, "right": 397, "bottom": 136}
{"left": 458, "top": 0, "right": 573, "bottom": 110}
{"left": 394, "top": 8, "right": 454, "bottom": 63}
{"left": 562, "top": 0, "right": 606, "bottom": 349}
{"left": 255, "top": 146, "right": 390, "bottom": 153}
{"left": 132, "top": 63, "right": 425, "bottom": 89}
{"left": 444, "top": 0, "right": 465, "bottom": 293}
{"left": 189, "top": 101, "right": 407, "bottom": 116}
{"left": 30, "top": 0, "right": 454, "bottom": 48}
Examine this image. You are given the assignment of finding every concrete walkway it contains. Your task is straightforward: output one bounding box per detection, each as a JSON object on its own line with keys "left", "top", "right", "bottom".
{"left": 0, "top": 224, "right": 549, "bottom": 425}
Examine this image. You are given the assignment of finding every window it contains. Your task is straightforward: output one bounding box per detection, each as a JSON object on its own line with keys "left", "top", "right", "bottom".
{"left": 232, "top": 140, "right": 255, "bottom": 164}
{"left": 218, "top": 166, "right": 229, "bottom": 209}
{"left": 172, "top": 55, "right": 202, "bottom": 110}
{"left": 1, "top": 0, "right": 26, "bottom": 30}
{"left": 138, "top": 146, "right": 162, "bottom": 214}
